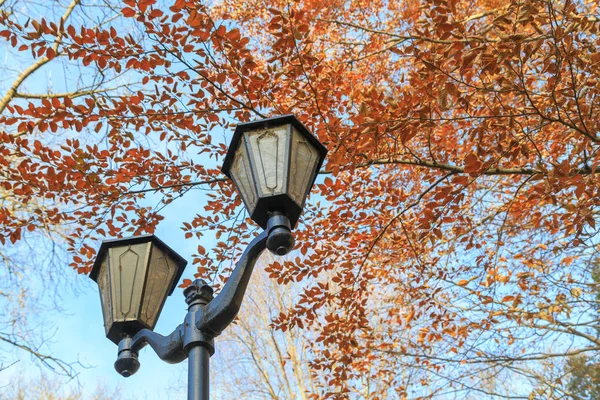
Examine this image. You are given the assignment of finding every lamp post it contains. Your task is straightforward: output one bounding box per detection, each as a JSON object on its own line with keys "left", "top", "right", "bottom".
{"left": 88, "top": 115, "right": 327, "bottom": 400}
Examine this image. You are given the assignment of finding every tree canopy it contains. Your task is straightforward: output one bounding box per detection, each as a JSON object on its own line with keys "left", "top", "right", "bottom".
{"left": 1, "top": 0, "right": 599, "bottom": 398}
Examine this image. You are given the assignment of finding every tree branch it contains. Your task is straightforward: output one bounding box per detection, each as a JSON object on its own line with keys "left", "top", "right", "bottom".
{"left": 0, "top": 0, "right": 81, "bottom": 115}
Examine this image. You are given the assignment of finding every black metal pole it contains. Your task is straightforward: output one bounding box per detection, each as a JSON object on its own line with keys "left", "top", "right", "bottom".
{"left": 188, "top": 343, "right": 210, "bottom": 400}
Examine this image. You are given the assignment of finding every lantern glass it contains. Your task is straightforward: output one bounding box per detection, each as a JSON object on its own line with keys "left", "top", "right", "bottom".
{"left": 289, "top": 126, "right": 321, "bottom": 207}
{"left": 245, "top": 125, "right": 289, "bottom": 198}
{"left": 139, "top": 244, "right": 179, "bottom": 327}
{"left": 109, "top": 243, "right": 148, "bottom": 322}
{"left": 97, "top": 257, "right": 113, "bottom": 331}
{"left": 90, "top": 235, "right": 187, "bottom": 344}
{"left": 229, "top": 140, "right": 258, "bottom": 212}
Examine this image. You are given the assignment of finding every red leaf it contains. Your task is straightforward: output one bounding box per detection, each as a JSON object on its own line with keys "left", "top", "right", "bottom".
{"left": 148, "top": 9, "right": 164, "bottom": 18}
{"left": 463, "top": 153, "right": 482, "bottom": 174}
{"left": 122, "top": 7, "right": 136, "bottom": 17}
{"left": 226, "top": 28, "right": 240, "bottom": 41}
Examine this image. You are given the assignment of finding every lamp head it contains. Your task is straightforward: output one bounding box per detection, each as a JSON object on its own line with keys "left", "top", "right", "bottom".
{"left": 222, "top": 115, "right": 327, "bottom": 230}
{"left": 89, "top": 235, "right": 187, "bottom": 344}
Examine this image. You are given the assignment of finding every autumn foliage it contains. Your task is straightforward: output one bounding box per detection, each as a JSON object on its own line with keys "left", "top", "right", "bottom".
{"left": 1, "top": 0, "right": 600, "bottom": 397}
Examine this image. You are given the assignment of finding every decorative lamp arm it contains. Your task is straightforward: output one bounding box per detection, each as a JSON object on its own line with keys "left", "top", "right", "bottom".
{"left": 199, "top": 212, "right": 294, "bottom": 337}
{"left": 114, "top": 326, "right": 186, "bottom": 377}
{"left": 198, "top": 229, "right": 268, "bottom": 336}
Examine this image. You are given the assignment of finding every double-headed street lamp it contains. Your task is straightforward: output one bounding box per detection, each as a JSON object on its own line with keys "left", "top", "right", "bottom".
{"left": 88, "top": 115, "right": 327, "bottom": 400}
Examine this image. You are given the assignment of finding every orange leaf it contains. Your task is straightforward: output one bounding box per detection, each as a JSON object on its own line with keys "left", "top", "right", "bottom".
{"left": 149, "top": 9, "right": 164, "bottom": 18}
{"left": 178, "top": 278, "right": 192, "bottom": 288}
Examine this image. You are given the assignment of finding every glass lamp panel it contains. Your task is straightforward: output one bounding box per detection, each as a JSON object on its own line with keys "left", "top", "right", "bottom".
{"left": 139, "top": 244, "right": 178, "bottom": 329}
{"left": 97, "top": 258, "right": 114, "bottom": 335}
{"left": 245, "top": 125, "right": 289, "bottom": 197}
{"left": 229, "top": 140, "right": 258, "bottom": 212}
{"left": 289, "top": 127, "right": 320, "bottom": 207}
{"left": 109, "top": 243, "right": 151, "bottom": 322}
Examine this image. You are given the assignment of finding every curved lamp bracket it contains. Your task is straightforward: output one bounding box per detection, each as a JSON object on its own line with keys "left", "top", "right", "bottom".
{"left": 115, "top": 326, "right": 186, "bottom": 377}
{"left": 198, "top": 229, "right": 268, "bottom": 336}
{"left": 199, "top": 211, "right": 292, "bottom": 335}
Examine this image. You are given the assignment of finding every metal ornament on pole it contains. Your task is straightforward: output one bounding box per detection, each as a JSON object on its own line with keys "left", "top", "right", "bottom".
{"left": 89, "top": 115, "right": 327, "bottom": 400}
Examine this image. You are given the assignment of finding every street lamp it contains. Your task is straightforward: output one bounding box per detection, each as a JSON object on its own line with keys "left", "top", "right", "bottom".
{"left": 88, "top": 115, "right": 327, "bottom": 400}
